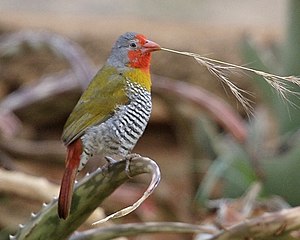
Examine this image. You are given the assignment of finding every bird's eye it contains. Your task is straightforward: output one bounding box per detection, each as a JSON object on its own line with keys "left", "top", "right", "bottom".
{"left": 129, "top": 42, "right": 137, "bottom": 48}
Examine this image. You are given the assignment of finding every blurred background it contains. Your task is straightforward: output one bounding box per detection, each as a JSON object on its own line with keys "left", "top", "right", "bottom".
{"left": 1, "top": 0, "right": 300, "bottom": 239}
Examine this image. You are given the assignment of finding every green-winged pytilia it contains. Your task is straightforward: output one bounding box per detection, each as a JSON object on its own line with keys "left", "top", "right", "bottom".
{"left": 58, "top": 32, "right": 161, "bottom": 219}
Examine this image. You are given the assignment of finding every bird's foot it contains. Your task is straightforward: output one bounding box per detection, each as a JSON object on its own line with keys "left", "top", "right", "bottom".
{"left": 124, "top": 153, "right": 141, "bottom": 178}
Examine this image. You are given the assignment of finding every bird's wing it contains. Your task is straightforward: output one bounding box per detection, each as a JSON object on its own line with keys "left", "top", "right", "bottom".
{"left": 62, "top": 65, "right": 129, "bottom": 145}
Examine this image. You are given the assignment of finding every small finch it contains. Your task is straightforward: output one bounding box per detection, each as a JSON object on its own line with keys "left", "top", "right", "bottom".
{"left": 58, "top": 32, "right": 161, "bottom": 219}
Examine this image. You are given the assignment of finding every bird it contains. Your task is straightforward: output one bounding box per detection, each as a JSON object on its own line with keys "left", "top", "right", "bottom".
{"left": 58, "top": 32, "right": 161, "bottom": 219}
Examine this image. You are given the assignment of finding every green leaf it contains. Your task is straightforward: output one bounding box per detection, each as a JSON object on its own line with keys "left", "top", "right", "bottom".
{"left": 262, "top": 143, "right": 300, "bottom": 206}
{"left": 196, "top": 139, "right": 257, "bottom": 203}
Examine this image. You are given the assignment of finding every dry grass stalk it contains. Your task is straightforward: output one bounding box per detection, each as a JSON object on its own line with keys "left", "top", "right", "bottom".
{"left": 161, "top": 47, "right": 300, "bottom": 114}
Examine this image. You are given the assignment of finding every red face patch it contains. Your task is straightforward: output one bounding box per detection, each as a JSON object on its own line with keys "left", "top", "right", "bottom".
{"left": 127, "top": 34, "right": 151, "bottom": 71}
{"left": 136, "top": 34, "right": 147, "bottom": 45}
{"left": 128, "top": 50, "right": 151, "bottom": 71}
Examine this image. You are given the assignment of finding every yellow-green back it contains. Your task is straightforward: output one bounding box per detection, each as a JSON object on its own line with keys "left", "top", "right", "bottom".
{"left": 62, "top": 65, "right": 152, "bottom": 145}
{"left": 62, "top": 65, "right": 128, "bottom": 145}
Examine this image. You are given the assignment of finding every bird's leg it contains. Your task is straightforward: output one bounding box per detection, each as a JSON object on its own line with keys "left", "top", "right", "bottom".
{"left": 104, "top": 156, "right": 118, "bottom": 165}
{"left": 124, "top": 153, "right": 141, "bottom": 178}
{"left": 104, "top": 154, "right": 141, "bottom": 178}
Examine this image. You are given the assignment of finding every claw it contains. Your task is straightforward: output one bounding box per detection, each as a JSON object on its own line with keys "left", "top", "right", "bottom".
{"left": 124, "top": 153, "right": 141, "bottom": 178}
{"left": 126, "top": 153, "right": 141, "bottom": 159}
{"left": 125, "top": 158, "right": 132, "bottom": 178}
{"left": 105, "top": 156, "right": 117, "bottom": 165}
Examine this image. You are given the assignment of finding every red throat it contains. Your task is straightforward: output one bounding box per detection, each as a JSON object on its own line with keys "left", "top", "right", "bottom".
{"left": 128, "top": 50, "right": 151, "bottom": 71}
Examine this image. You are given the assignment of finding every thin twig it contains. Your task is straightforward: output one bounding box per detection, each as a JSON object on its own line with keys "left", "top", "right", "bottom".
{"left": 0, "top": 137, "right": 64, "bottom": 162}
{"left": 71, "top": 206, "right": 300, "bottom": 240}
{"left": 69, "top": 222, "right": 216, "bottom": 240}
{"left": 0, "top": 168, "right": 59, "bottom": 202}
{"left": 0, "top": 70, "right": 79, "bottom": 114}
{"left": 0, "top": 30, "right": 97, "bottom": 138}
{"left": 211, "top": 206, "right": 300, "bottom": 240}
{"left": 0, "top": 30, "right": 95, "bottom": 89}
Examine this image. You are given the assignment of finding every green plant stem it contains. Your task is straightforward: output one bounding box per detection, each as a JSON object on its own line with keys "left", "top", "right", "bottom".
{"left": 12, "top": 156, "right": 160, "bottom": 240}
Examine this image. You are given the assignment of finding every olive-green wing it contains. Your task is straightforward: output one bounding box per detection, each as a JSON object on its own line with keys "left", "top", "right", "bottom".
{"left": 62, "top": 65, "right": 128, "bottom": 145}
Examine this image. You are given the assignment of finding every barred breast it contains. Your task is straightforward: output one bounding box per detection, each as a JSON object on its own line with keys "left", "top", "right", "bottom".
{"left": 79, "top": 81, "right": 151, "bottom": 170}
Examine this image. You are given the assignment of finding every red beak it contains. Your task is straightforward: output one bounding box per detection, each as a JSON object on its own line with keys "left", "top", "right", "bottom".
{"left": 142, "top": 40, "right": 161, "bottom": 53}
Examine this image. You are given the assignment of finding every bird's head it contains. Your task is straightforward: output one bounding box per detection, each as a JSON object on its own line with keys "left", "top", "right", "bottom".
{"left": 108, "top": 32, "right": 161, "bottom": 71}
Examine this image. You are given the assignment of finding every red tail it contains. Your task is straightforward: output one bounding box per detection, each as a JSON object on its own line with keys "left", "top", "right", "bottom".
{"left": 58, "top": 139, "right": 82, "bottom": 219}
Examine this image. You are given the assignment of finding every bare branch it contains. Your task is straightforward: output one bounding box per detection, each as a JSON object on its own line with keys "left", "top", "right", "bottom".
{"left": 0, "top": 169, "right": 106, "bottom": 228}
{"left": 0, "top": 30, "right": 96, "bottom": 137}
{"left": 72, "top": 205, "right": 300, "bottom": 240}
{"left": 0, "top": 137, "right": 64, "bottom": 163}
{"left": 0, "top": 30, "right": 95, "bottom": 89}
{"left": 211, "top": 207, "right": 300, "bottom": 240}
{"left": 0, "top": 70, "right": 78, "bottom": 114}
{"left": 69, "top": 222, "right": 216, "bottom": 240}
{"left": 0, "top": 112, "right": 22, "bottom": 138}
{"left": 0, "top": 168, "right": 59, "bottom": 202}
